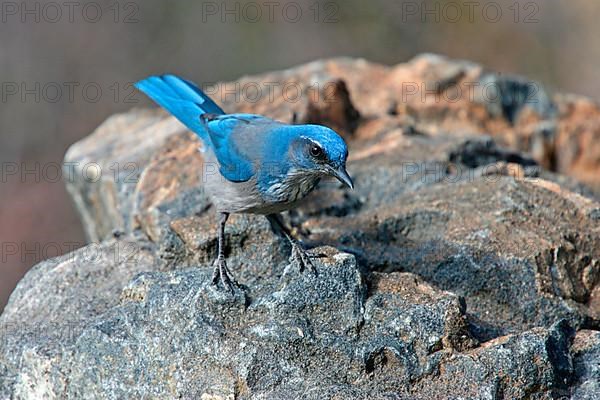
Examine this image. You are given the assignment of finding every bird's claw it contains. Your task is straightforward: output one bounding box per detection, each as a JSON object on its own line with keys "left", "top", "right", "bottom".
{"left": 211, "top": 257, "right": 240, "bottom": 293}
{"left": 290, "top": 242, "right": 318, "bottom": 276}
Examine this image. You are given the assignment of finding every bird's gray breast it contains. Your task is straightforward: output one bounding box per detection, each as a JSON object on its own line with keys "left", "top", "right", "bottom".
{"left": 201, "top": 150, "right": 320, "bottom": 214}
{"left": 264, "top": 169, "right": 321, "bottom": 205}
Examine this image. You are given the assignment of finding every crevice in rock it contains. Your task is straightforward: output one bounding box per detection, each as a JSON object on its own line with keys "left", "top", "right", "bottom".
{"left": 302, "top": 79, "right": 361, "bottom": 137}
{"left": 448, "top": 137, "right": 538, "bottom": 169}
{"left": 546, "top": 320, "right": 576, "bottom": 398}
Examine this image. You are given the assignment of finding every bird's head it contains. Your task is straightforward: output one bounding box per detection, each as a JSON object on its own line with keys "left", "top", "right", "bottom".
{"left": 288, "top": 125, "right": 353, "bottom": 189}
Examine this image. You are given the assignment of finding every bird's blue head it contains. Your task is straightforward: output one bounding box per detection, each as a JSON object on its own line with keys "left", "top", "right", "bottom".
{"left": 287, "top": 124, "right": 353, "bottom": 189}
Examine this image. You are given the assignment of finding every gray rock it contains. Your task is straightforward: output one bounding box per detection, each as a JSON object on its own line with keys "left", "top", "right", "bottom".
{"left": 2, "top": 56, "right": 600, "bottom": 399}
{"left": 571, "top": 330, "right": 600, "bottom": 399}
{"left": 0, "top": 238, "right": 159, "bottom": 398}
{"left": 476, "top": 73, "right": 557, "bottom": 123}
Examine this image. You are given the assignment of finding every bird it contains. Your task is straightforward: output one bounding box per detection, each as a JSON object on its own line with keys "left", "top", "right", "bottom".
{"left": 135, "top": 75, "right": 353, "bottom": 291}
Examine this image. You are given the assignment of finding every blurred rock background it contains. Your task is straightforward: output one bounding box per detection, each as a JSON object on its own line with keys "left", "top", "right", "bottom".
{"left": 1, "top": 0, "right": 600, "bottom": 311}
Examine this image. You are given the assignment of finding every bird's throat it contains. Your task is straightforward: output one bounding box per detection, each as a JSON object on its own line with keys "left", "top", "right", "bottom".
{"left": 266, "top": 169, "right": 321, "bottom": 204}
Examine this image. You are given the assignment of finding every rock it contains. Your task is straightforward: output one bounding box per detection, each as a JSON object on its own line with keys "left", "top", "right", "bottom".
{"left": 303, "top": 79, "right": 361, "bottom": 136}
{"left": 310, "top": 176, "right": 599, "bottom": 340}
{"left": 412, "top": 320, "right": 574, "bottom": 399}
{"left": 448, "top": 137, "right": 538, "bottom": 170}
{"left": 571, "top": 330, "right": 600, "bottom": 399}
{"left": 3, "top": 55, "right": 600, "bottom": 399}
{"left": 0, "top": 238, "right": 159, "bottom": 399}
{"left": 63, "top": 108, "right": 192, "bottom": 242}
{"left": 476, "top": 72, "right": 556, "bottom": 123}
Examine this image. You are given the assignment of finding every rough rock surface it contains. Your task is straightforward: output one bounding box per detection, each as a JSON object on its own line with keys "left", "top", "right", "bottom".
{"left": 571, "top": 330, "right": 600, "bottom": 399}
{"left": 2, "top": 55, "right": 600, "bottom": 399}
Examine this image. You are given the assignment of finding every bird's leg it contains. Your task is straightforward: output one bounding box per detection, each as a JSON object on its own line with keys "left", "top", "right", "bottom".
{"left": 266, "top": 213, "right": 317, "bottom": 276}
{"left": 211, "top": 212, "right": 239, "bottom": 291}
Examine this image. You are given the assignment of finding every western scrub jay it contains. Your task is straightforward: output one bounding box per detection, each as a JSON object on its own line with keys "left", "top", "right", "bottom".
{"left": 135, "top": 75, "right": 353, "bottom": 291}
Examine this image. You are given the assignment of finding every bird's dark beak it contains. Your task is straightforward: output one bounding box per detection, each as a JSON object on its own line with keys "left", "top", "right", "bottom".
{"left": 331, "top": 166, "right": 354, "bottom": 189}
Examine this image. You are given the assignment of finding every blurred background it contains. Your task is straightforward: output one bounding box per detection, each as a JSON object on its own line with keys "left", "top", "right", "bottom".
{"left": 1, "top": 0, "right": 599, "bottom": 311}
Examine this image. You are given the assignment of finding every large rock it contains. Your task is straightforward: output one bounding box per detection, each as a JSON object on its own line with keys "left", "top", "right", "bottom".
{"left": 2, "top": 55, "right": 600, "bottom": 399}
{"left": 571, "top": 330, "right": 600, "bottom": 399}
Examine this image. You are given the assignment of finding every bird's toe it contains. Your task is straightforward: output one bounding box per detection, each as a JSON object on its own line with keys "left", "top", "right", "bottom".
{"left": 211, "top": 258, "right": 241, "bottom": 293}
{"left": 290, "top": 243, "right": 318, "bottom": 277}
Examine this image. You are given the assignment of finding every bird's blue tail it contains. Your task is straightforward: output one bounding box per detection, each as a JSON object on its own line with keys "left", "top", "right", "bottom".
{"left": 134, "top": 75, "right": 225, "bottom": 144}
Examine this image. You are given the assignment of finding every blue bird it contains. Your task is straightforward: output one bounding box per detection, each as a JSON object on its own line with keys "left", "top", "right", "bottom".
{"left": 135, "top": 75, "right": 353, "bottom": 290}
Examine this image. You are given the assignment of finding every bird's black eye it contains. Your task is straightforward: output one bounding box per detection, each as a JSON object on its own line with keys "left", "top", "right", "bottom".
{"left": 309, "top": 144, "right": 324, "bottom": 159}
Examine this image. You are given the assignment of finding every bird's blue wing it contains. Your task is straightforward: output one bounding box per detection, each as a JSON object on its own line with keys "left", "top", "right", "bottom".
{"left": 204, "top": 114, "right": 281, "bottom": 182}
{"left": 135, "top": 75, "right": 285, "bottom": 183}
{"left": 135, "top": 75, "right": 225, "bottom": 144}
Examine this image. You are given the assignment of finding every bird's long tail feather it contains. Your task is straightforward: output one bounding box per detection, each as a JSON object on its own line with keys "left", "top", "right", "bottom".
{"left": 135, "top": 75, "right": 225, "bottom": 144}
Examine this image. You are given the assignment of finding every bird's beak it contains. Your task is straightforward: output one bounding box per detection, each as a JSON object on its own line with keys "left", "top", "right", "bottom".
{"left": 331, "top": 165, "right": 354, "bottom": 189}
